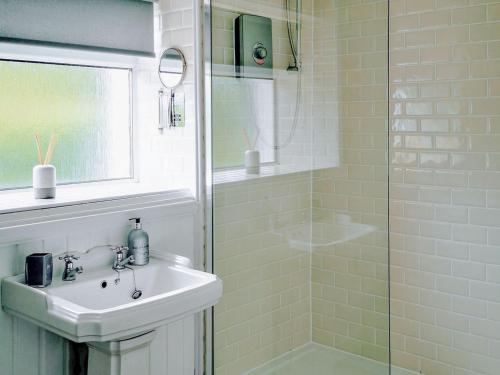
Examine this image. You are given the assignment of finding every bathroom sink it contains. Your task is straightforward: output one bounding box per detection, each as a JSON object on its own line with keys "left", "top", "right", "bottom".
{"left": 1, "top": 252, "right": 222, "bottom": 342}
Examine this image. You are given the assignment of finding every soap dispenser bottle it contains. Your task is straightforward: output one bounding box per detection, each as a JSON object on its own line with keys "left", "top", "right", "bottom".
{"left": 127, "top": 218, "right": 149, "bottom": 266}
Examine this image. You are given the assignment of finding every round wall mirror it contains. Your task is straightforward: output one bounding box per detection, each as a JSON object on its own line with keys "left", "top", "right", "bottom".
{"left": 159, "top": 48, "right": 186, "bottom": 89}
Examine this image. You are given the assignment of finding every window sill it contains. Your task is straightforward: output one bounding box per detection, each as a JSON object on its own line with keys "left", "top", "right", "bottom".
{"left": 0, "top": 181, "right": 196, "bottom": 245}
{"left": 213, "top": 163, "right": 313, "bottom": 186}
{"left": 0, "top": 180, "right": 194, "bottom": 216}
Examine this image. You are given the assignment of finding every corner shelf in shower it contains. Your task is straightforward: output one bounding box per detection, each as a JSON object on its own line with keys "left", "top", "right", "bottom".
{"left": 273, "top": 219, "right": 376, "bottom": 252}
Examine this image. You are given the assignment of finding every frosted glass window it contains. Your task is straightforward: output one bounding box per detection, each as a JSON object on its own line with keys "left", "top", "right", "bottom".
{"left": 212, "top": 76, "right": 276, "bottom": 169}
{"left": 0, "top": 60, "right": 132, "bottom": 190}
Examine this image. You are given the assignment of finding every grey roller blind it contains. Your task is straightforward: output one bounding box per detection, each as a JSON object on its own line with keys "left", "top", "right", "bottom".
{"left": 0, "top": 0, "right": 155, "bottom": 57}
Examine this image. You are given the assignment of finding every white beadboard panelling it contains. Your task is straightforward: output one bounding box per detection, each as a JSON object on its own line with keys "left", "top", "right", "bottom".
{"left": 0, "top": 302, "right": 13, "bottom": 375}
{"left": 12, "top": 319, "right": 41, "bottom": 375}
{"left": 150, "top": 316, "right": 195, "bottom": 375}
{"left": 39, "top": 330, "right": 65, "bottom": 375}
{"left": 165, "top": 316, "right": 195, "bottom": 375}
{"left": 151, "top": 325, "right": 168, "bottom": 374}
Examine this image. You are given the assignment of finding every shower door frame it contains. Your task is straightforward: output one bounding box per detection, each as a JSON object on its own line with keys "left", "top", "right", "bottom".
{"left": 199, "top": 0, "right": 214, "bottom": 374}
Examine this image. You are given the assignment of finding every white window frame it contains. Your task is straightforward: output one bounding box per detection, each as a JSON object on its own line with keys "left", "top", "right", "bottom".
{"left": 0, "top": 55, "right": 135, "bottom": 190}
{"left": 210, "top": 74, "right": 279, "bottom": 172}
{"left": 0, "top": 42, "right": 194, "bottom": 218}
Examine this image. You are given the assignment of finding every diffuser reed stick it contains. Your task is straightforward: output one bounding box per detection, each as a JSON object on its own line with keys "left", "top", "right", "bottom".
{"left": 34, "top": 134, "right": 57, "bottom": 165}
{"left": 252, "top": 128, "right": 260, "bottom": 150}
{"left": 44, "top": 134, "right": 57, "bottom": 165}
{"left": 34, "top": 134, "right": 43, "bottom": 165}
{"left": 242, "top": 128, "right": 252, "bottom": 150}
{"left": 242, "top": 128, "right": 260, "bottom": 150}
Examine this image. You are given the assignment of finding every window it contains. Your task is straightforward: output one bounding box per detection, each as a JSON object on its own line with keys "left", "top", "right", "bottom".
{"left": 0, "top": 59, "right": 132, "bottom": 190}
{"left": 212, "top": 76, "right": 276, "bottom": 169}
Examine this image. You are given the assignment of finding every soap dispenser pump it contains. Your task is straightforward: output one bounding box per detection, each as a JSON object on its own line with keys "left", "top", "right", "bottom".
{"left": 127, "top": 218, "right": 149, "bottom": 266}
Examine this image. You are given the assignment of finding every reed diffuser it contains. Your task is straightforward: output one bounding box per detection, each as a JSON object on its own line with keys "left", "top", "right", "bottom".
{"left": 242, "top": 128, "right": 260, "bottom": 174}
{"left": 33, "top": 134, "right": 57, "bottom": 199}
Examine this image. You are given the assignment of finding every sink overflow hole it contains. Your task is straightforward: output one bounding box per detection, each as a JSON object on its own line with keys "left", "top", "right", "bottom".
{"left": 100, "top": 281, "right": 108, "bottom": 289}
{"left": 132, "top": 290, "right": 142, "bottom": 299}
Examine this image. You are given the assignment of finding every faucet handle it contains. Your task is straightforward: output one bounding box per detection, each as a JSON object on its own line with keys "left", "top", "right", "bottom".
{"left": 58, "top": 254, "right": 80, "bottom": 262}
{"left": 110, "top": 246, "right": 128, "bottom": 253}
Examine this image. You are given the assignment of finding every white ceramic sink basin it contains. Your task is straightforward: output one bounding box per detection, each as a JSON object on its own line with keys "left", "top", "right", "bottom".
{"left": 1, "top": 252, "right": 222, "bottom": 342}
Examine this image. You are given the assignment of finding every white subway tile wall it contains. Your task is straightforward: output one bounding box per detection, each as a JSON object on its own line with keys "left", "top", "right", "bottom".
{"left": 390, "top": 0, "right": 500, "bottom": 374}
{"left": 213, "top": 0, "right": 500, "bottom": 374}
{"left": 212, "top": 0, "right": 389, "bottom": 372}
{"left": 136, "top": 0, "right": 197, "bottom": 193}
{"left": 213, "top": 173, "right": 312, "bottom": 375}
{"left": 310, "top": 0, "right": 390, "bottom": 363}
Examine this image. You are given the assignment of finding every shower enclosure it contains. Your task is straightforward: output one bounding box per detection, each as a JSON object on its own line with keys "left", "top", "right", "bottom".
{"left": 206, "top": 0, "right": 500, "bottom": 374}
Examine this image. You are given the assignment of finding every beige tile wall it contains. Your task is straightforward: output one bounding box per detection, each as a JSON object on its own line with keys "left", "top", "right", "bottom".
{"left": 311, "top": 0, "right": 342, "bottom": 170}
{"left": 211, "top": 2, "right": 316, "bottom": 374}
{"left": 212, "top": 0, "right": 390, "bottom": 372}
{"left": 213, "top": 173, "right": 312, "bottom": 375}
{"left": 389, "top": 1, "right": 500, "bottom": 374}
{"left": 310, "top": 0, "right": 390, "bottom": 363}
{"left": 310, "top": 1, "right": 500, "bottom": 373}
{"left": 214, "top": 1, "right": 500, "bottom": 374}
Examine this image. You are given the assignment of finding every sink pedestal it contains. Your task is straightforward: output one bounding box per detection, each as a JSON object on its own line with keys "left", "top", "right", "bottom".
{"left": 87, "top": 330, "right": 157, "bottom": 375}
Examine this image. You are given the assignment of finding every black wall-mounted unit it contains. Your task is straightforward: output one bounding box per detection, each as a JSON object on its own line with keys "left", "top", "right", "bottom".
{"left": 235, "top": 14, "right": 273, "bottom": 79}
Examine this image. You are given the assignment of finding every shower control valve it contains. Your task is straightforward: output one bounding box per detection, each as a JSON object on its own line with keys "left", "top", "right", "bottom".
{"left": 253, "top": 42, "right": 268, "bottom": 65}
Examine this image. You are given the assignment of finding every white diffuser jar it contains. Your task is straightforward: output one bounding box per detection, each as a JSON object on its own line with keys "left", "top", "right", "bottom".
{"left": 245, "top": 150, "right": 260, "bottom": 174}
{"left": 33, "top": 165, "right": 56, "bottom": 199}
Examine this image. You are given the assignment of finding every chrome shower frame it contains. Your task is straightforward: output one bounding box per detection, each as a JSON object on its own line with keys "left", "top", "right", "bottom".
{"left": 196, "top": 0, "right": 214, "bottom": 374}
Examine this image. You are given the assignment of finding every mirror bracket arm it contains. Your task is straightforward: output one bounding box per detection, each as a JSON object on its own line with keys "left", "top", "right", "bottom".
{"left": 158, "top": 48, "right": 187, "bottom": 130}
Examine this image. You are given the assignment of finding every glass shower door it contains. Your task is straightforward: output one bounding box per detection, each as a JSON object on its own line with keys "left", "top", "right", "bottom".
{"left": 208, "top": 0, "right": 390, "bottom": 374}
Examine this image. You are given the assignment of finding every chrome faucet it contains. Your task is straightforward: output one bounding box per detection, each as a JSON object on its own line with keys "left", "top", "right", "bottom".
{"left": 111, "top": 246, "right": 135, "bottom": 271}
{"left": 59, "top": 254, "right": 83, "bottom": 281}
